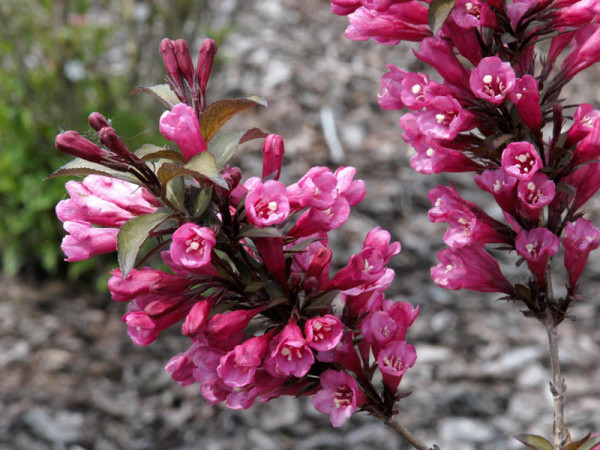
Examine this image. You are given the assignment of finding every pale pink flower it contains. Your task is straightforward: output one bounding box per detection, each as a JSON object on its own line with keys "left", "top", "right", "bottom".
{"left": 245, "top": 179, "right": 290, "bottom": 227}
{"left": 61, "top": 221, "right": 118, "bottom": 261}
{"left": 169, "top": 223, "right": 216, "bottom": 269}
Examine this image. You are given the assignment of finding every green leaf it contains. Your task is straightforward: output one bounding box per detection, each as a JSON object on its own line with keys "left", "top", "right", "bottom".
{"left": 208, "top": 131, "right": 246, "bottom": 169}
{"left": 134, "top": 144, "right": 187, "bottom": 164}
{"left": 46, "top": 158, "right": 140, "bottom": 184}
{"left": 200, "top": 95, "right": 268, "bottom": 143}
{"left": 193, "top": 186, "right": 213, "bottom": 217}
{"left": 514, "top": 434, "right": 554, "bottom": 450}
{"left": 117, "top": 212, "right": 171, "bottom": 278}
{"left": 239, "top": 227, "right": 282, "bottom": 238}
{"left": 131, "top": 84, "right": 180, "bottom": 108}
{"left": 428, "top": 0, "right": 456, "bottom": 35}
{"left": 185, "top": 152, "right": 228, "bottom": 188}
{"left": 165, "top": 175, "right": 185, "bottom": 213}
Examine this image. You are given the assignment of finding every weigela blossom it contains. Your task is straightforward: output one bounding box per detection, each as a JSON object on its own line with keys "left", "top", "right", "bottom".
{"left": 501, "top": 142, "right": 543, "bottom": 181}
{"left": 563, "top": 218, "right": 600, "bottom": 288}
{"left": 470, "top": 57, "right": 516, "bottom": 105}
{"left": 169, "top": 223, "right": 216, "bottom": 269}
{"left": 311, "top": 370, "right": 366, "bottom": 427}
{"left": 159, "top": 103, "right": 207, "bottom": 160}
{"left": 515, "top": 228, "right": 559, "bottom": 285}
{"left": 245, "top": 179, "right": 290, "bottom": 227}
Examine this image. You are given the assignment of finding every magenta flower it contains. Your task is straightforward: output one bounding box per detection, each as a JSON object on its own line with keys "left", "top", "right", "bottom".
{"left": 377, "top": 340, "right": 417, "bottom": 391}
{"left": 431, "top": 244, "right": 514, "bottom": 295}
{"left": 516, "top": 173, "right": 556, "bottom": 223}
{"left": 565, "top": 103, "right": 600, "bottom": 148}
{"left": 475, "top": 169, "right": 518, "bottom": 215}
{"left": 217, "top": 333, "right": 272, "bottom": 388}
{"left": 515, "top": 228, "right": 559, "bottom": 285}
{"left": 181, "top": 299, "right": 212, "bottom": 337}
{"left": 311, "top": 370, "right": 366, "bottom": 427}
{"left": 563, "top": 218, "right": 600, "bottom": 288}
{"left": 501, "top": 142, "right": 543, "bottom": 181}
{"left": 245, "top": 179, "right": 290, "bottom": 227}
{"left": 377, "top": 64, "right": 408, "bottom": 110}
{"left": 470, "top": 57, "right": 516, "bottom": 105}
{"left": 444, "top": 210, "right": 512, "bottom": 248}
{"left": 399, "top": 72, "right": 430, "bottom": 111}
{"left": 416, "top": 95, "right": 476, "bottom": 141}
{"left": 268, "top": 320, "right": 315, "bottom": 377}
{"left": 159, "top": 103, "right": 207, "bottom": 160}
{"left": 82, "top": 175, "right": 159, "bottom": 215}
{"left": 415, "top": 37, "right": 470, "bottom": 90}
{"left": 169, "top": 223, "right": 216, "bottom": 269}
{"left": 330, "top": 0, "right": 361, "bottom": 16}
{"left": 287, "top": 167, "right": 338, "bottom": 210}
{"left": 451, "top": 0, "right": 484, "bottom": 29}
{"left": 108, "top": 267, "right": 190, "bottom": 302}
{"left": 305, "top": 315, "right": 344, "bottom": 352}
{"left": 205, "top": 307, "right": 264, "bottom": 341}
{"left": 334, "top": 166, "right": 366, "bottom": 207}
{"left": 571, "top": 120, "right": 600, "bottom": 166}
{"left": 61, "top": 221, "right": 118, "bottom": 262}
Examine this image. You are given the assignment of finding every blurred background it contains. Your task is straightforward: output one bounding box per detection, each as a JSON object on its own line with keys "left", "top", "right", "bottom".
{"left": 1, "top": 0, "right": 599, "bottom": 449}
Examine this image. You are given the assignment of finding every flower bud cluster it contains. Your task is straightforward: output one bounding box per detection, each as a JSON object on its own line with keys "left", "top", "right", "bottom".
{"left": 53, "top": 38, "right": 418, "bottom": 426}
{"left": 332, "top": 0, "right": 600, "bottom": 320}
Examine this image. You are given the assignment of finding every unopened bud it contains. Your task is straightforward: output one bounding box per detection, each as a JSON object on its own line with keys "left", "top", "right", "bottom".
{"left": 197, "top": 39, "right": 217, "bottom": 95}
{"left": 262, "top": 134, "right": 285, "bottom": 180}
{"left": 88, "top": 112, "right": 110, "bottom": 132}
{"left": 223, "top": 166, "right": 242, "bottom": 190}
{"left": 56, "top": 131, "right": 104, "bottom": 162}
{"left": 159, "top": 38, "right": 182, "bottom": 85}
{"left": 174, "top": 39, "right": 194, "bottom": 87}
{"left": 98, "top": 127, "right": 131, "bottom": 158}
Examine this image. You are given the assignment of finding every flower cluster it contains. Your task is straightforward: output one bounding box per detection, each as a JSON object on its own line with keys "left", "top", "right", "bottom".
{"left": 334, "top": 0, "right": 600, "bottom": 320}
{"left": 52, "top": 38, "right": 418, "bottom": 427}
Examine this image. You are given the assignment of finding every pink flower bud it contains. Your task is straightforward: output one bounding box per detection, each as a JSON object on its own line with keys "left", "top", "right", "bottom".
{"left": 159, "top": 38, "right": 182, "bottom": 86}
{"left": 197, "top": 38, "right": 217, "bottom": 95}
{"left": 88, "top": 112, "right": 110, "bottom": 132}
{"left": 261, "top": 134, "right": 285, "bottom": 180}
{"left": 174, "top": 39, "right": 194, "bottom": 87}
{"left": 508, "top": 75, "right": 542, "bottom": 132}
{"left": 55, "top": 131, "right": 105, "bottom": 162}
{"left": 415, "top": 37, "right": 469, "bottom": 90}
{"left": 108, "top": 267, "right": 190, "bottom": 302}
{"left": 330, "top": 0, "right": 361, "bottom": 16}
{"left": 159, "top": 103, "right": 207, "bottom": 160}
{"left": 98, "top": 127, "right": 131, "bottom": 158}
{"left": 61, "top": 221, "right": 118, "bottom": 261}
{"left": 311, "top": 369, "right": 366, "bottom": 427}
{"left": 470, "top": 57, "right": 516, "bottom": 105}
{"left": 245, "top": 180, "right": 290, "bottom": 227}
{"left": 562, "top": 23, "right": 600, "bottom": 79}
{"left": 205, "top": 307, "right": 264, "bottom": 341}
{"left": 169, "top": 223, "right": 216, "bottom": 269}
{"left": 563, "top": 218, "right": 600, "bottom": 288}
{"left": 515, "top": 228, "right": 559, "bottom": 284}
{"left": 305, "top": 315, "right": 344, "bottom": 351}
{"left": 501, "top": 142, "right": 542, "bottom": 181}
{"left": 181, "top": 299, "right": 212, "bottom": 337}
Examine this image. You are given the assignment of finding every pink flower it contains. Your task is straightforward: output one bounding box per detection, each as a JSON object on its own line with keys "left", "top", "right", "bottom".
{"left": 444, "top": 210, "right": 512, "bottom": 247}
{"left": 245, "top": 179, "right": 290, "bottom": 227}
{"left": 61, "top": 221, "right": 118, "bottom": 261}
{"left": 334, "top": 166, "right": 366, "bottom": 207}
{"left": 431, "top": 244, "right": 514, "bottom": 295}
{"left": 475, "top": 169, "right": 518, "bottom": 215}
{"left": 287, "top": 167, "right": 338, "bottom": 210}
{"left": 451, "top": 0, "right": 484, "bottom": 29}
{"left": 169, "top": 223, "right": 216, "bottom": 269}
{"left": 205, "top": 307, "right": 264, "bottom": 341}
{"left": 572, "top": 120, "right": 600, "bottom": 166}
{"left": 268, "top": 320, "right": 315, "bottom": 378}
{"left": 501, "top": 142, "right": 543, "bottom": 181}
{"left": 516, "top": 173, "right": 556, "bottom": 223}
{"left": 416, "top": 95, "right": 476, "bottom": 141}
{"left": 565, "top": 103, "right": 600, "bottom": 148}
{"left": 181, "top": 299, "right": 212, "bottom": 336}
{"left": 311, "top": 370, "right": 366, "bottom": 427}
{"left": 377, "top": 340, "right": 417, "bottom": 391}
{"left": 399, "top": 72, "right": 430, "bottom": 111}
{"left": 159, "top": 103, "right": 207, "bottom": 160}
{"left": 470, "top": 56, "right": 515, "bottom": 105}
{"left": 377, "top": 64, "right": 408, "bottom": 110}
{"left": 82, "top": 175, "right": 159, "bottom": 216}
{"left": 563, "top": 218, "right": 600, "bottom": 288}
{"left": 217, "top": 333, "right": 272, "bottom": 388}
{"left": 305, "top": 315, "right": 344, "bottom": 351}
{"left": 330, "top": 0, "right": 361, "bottom": 15}
{"left": 515, "top": 228, "right": 559, "bottom": 285}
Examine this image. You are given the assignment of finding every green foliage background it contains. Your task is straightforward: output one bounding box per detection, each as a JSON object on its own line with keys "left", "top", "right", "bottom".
{"left": 0, "top": 0, "right": 224, "bottom": 279}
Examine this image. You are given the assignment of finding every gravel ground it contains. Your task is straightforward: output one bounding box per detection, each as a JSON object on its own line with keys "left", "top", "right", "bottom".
{"left": 3, "top": 0, "right": 600, "bottom": 448}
